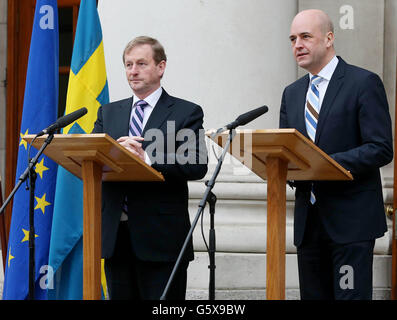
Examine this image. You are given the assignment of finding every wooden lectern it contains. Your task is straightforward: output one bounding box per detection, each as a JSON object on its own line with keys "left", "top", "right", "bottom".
{"left": 210, "top": 129, "right": 353, "bottom": 300}
{"left": 25, "top": 133, "right": 164, "bottom": 300}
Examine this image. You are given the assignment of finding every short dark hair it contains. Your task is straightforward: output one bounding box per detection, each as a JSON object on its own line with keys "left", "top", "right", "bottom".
{"left": 122, "top": 36, "right": 167, "bottom": 65}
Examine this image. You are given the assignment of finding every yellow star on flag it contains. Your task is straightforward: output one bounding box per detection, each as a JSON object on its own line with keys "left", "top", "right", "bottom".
{"left": 21, "top": 228, "right": 39, "bottom": 243}
{"left": 35, "top": 158, "right": 49, "bottom": 179}
{"left": 8, "top": 247, "right": 15, "bottom": 268}
{"left": 19, "top": 129, "right": 29, "bottom": 150}
{"left": 34, "top": 193, "right": 51, "bottom": 214}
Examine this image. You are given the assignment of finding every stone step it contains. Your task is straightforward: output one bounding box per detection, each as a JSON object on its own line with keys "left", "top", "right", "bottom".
{"left": 186, "top": 252, "right": 392, "bottom": 300}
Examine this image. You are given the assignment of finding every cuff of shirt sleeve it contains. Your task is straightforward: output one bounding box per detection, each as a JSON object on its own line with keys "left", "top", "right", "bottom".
{"left": 144, "top": 151, "right": 152, "bottom": 166}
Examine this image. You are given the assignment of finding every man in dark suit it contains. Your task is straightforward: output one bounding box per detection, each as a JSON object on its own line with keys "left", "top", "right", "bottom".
{"left": 280, "top": 10, "right": 393, "bottom": 299}
{"left": 93, "top": 36, "right": 208, "bottom": 300}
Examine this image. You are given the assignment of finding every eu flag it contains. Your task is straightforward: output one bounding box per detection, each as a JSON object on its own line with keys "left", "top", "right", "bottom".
{"left": 48, "top": 0, "right": 109, "bottom": 299}
{"left": 2, "top": 0, "right": 59, "bottom": 300}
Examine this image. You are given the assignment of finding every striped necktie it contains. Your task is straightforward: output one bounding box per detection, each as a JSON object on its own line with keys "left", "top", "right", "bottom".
{"left": 129, "top": 100, "right": 148, "bottom": 137}
{"left": 305, "top": 75, "right": 323, "bottom": 142}
{"left": 305, "top": 75, "right": 323, "bottom": 204}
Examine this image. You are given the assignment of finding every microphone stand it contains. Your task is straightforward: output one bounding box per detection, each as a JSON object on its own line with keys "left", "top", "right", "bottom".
{"left": 160, "top": 129, "right": 236, "bottom": 300}
{"left": 0, "top": 133, "right": 54, "bottom": 300}
{"left": 207, "top": 188, "right": 217, "bottom": 300}
{"left": 28, "top": 159, "right": 37, "bottom": 300}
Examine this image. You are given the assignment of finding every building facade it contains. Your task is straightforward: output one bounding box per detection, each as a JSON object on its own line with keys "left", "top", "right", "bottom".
{"left": 0, "top": 0, "right": 396, "bottom": 299}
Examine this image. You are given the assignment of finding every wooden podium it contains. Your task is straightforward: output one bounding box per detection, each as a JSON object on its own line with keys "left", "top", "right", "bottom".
{"left": 25, "top": 133, "right": 164, "bottom": 300}
{"left": 210, "top": 129, "right": 353, "bottom": 300}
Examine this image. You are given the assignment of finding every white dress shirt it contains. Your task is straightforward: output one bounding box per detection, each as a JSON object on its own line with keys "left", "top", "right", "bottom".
{"left": 131, "top": 86, "right": 163, "bottom": 130}
{"left": 306, "top": 55, "right": 339, "bottom": 113}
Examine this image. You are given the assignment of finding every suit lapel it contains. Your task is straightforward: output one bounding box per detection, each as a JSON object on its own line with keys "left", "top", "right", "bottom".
{"left": 116, "top": 97, "right": 133, "bottom": 138}
{"left": 296, "top": 75, "right": 310, "bottom": 139}
{"left": 142, "top": 89, "right": 174, "bottom": 138}
{"left": 315, "top": 57, "right": 345, "bottom": 144}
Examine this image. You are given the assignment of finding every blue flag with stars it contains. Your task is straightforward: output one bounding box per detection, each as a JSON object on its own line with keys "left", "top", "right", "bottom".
{"left": 2, "top": 0, "right": 59, "bottom": 300}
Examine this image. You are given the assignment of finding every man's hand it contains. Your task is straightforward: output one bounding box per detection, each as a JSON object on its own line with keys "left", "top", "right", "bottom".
{"left": 117, "top": 136, "right": 145, "bottom": 161}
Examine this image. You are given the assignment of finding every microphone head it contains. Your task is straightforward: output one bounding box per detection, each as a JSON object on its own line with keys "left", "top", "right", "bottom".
{"left": 57, "top": 107, "right": 88, "bottom": 128}
{"left": 236, "top": 105, "right": 269, "bottom": 126}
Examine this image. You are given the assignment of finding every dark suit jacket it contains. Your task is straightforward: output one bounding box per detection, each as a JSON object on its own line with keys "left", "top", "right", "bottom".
{"left": 280, "top": 57, "right": 393, "bottom": 247}
{"left": 92, "top": 89, "right": 208, "bottom": 262}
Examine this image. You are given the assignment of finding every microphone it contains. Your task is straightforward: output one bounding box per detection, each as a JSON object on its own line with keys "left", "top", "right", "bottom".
{"left": 36, "top": 107, "right": 88, "bottom": 137}
{"left": 211, "top": 105, "right": 269, "bottom": 137}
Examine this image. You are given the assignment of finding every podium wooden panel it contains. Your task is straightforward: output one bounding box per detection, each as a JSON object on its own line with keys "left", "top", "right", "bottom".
{"left": 25, "top": 133, "right": 164, "bottom": 300}
{"left": 209, "top": 129, "right": 352, "bottom": 300}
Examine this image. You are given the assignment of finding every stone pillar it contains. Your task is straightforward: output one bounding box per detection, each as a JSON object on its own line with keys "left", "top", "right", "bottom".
{"left": 299, "top": 0, "right": 385, "bottom": 76}
{"left": 99, "top": 0, "right": 298, "bottom": 130}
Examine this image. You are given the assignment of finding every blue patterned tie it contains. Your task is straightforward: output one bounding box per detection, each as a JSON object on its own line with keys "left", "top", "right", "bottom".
{"left": 305, "top": 75, "right": 323, "bottom": 142}
{"left": 305, "top": 75, "right": 323, "bottom": 204}
{"left": 129, "top": 100, "right": 148, "bottom": 137}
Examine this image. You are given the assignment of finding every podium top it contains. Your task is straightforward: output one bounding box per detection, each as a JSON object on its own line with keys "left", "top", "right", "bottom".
{"left": 209, "top": 128, "right": 353, "bottom": 181}
{"left": 24, "top": 133, "right": 164, "bottom": 182}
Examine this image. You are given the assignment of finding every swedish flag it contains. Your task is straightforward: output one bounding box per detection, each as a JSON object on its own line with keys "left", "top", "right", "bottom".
{"left": 47, "top": 0, "right": 108, "bottom": 299}
{"left": 2, "top": 0, "right": 59, "bottom": 300}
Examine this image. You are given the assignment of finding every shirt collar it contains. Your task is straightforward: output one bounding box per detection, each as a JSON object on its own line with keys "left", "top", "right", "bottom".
{"left": 132, "top": 86, "right": 163, "bottom": 108}
{"left": 310, "top": 55, "right": 339, "bottom": 82}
